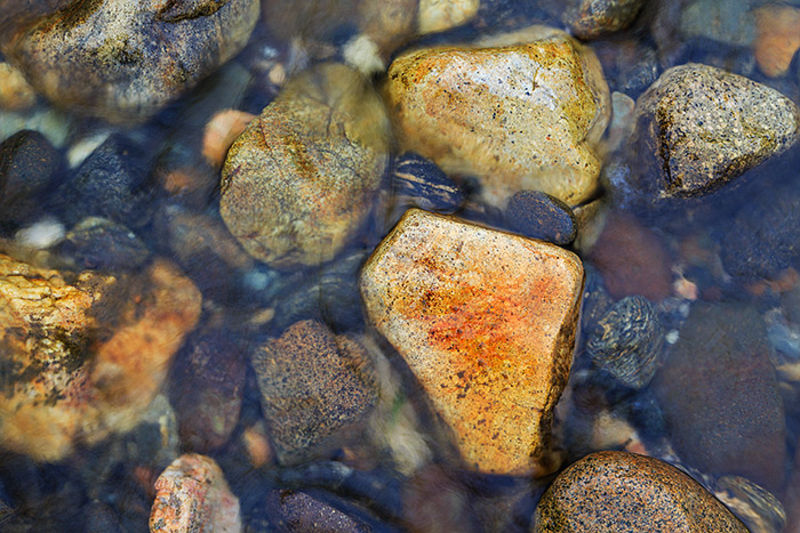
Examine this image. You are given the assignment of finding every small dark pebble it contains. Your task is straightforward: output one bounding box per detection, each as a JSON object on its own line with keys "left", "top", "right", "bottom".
{"left": 586, "top": 295, "right": 664, "bottom": 389}
{"left": 53, "top": 135, "right": 155, "bottom": 228}
{"left": 268, "top": 490, "right": 373, "bottom": 533}
{"left": 505, "top": 190, "right": 577, "bottom": 245}
{"left": 0, "top": 129, "right": 61, "bottom": 227}
{"left": 55, "top": 217, "right": 149, "bottom": 271}
{"left": 391, "top": 152, "right": 464, "bottom": 214}
{"left": 85, "top": 500, "right": 123, "bottom": 533}
{"left": 169, "top": 329, "right": 246, "bottom": 453}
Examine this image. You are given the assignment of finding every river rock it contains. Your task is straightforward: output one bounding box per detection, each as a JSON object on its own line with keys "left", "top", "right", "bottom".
{"left": 678, "top": 0, "right": 755, "bottom": 48}
{"left": 624, "top": 63, "right": 800, "bottom": 208}
{"left": 360, "top": 209, "right": 584, "bottom": 476}
{"left": 250, "top": 320, "right": 378, "bottom": 464}
{"left": 0, "top": 63, "right": 35, "bottom": 111}
{"left": 149, "top": 454, "right": 240, "bottom": 533}
{"left": 654, "top": 303, "right": 787, "bottom": 493}
{"left": 0, "top": 0, "right": 260, "bottom": 123}
{"left": 169, "top": 329, "right": 246, "bottom": 453}
{"left": 417, "top": 0, "right": 479, "bottom": 34}
{"left": 221, "top": 62, "right": 390, "bottom": 268}
{"left": 0, "top": 129, "right": 60, "bottom": 226}
{"left": 563, "top": 0, "right": 645, "bottom": 40}
{"left": 0, "top": 254, "right": 201, "bottom": 461}
{"left": 56, "top": 217, "right": 150, "bottom": 271}
{"left": 384, "top": 25, "right": 610, "bottom": 208}
{"left": 754, "top": 6, "right": 800, "bottom": 78}
{"left": 504, "top": 190, "right": 577, "bottom": 245}
{"left": 533, "top": 451, "right": 748, "bottom": 532}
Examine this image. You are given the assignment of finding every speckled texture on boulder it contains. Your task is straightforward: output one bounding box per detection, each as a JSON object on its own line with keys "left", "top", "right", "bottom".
{"left": 250, "top": 320, "right": 378, "bottom": 464}
{"left": 0, "top": 0, "right": 259, "bottom": 123}
{"left": 628, "top": 63, "right": 800, "bottom": 204}
{"left": 149, "top": 453, "right": 240, "bottom": 533}
{"left": 533, "top": 451, "right": 748, "bottom": 532}
{"left": 384, "top": 25, "right": 610, "bottom": 208}
{"left": 360, "top": 209, "right": 584, "bottom": 475}
{"left": 221, "top": 62, "right": 390, "bottom": 268}
{"left": 0, "top": 254, "right": 201, "bottom": 461}
{"left": 654, "top": 303, "right": 787, "bottom": 493}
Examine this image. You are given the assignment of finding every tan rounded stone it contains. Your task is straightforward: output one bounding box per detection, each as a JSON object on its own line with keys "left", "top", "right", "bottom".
{"left": 0, "top": 62, "right": 35, "bottom": 111}
{"left": 534, "top": 451, "right": 748, "bottom": 532}
{"left": 384, "top": 25, "right": 610, "bottom": 207}
{"left": 418, "top": 0, "right": 479, "bottom": 34}
{"left": 754, "top": 6, "right": 800, "bottom": 78}
{"left": 360, "top": 209, "right": 584, "bottom": 476}
{"left": 220, "top": 62, "right": 390, "bottom": 268}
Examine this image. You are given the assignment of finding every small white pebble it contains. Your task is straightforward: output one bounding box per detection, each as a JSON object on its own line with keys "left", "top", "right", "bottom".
{"left": 343, "top": 34, "right": 385, "bottom": 77}
{"left": 15, "top": 218, "right": 65, "bottom": 249}
{"left": 665, "top": 330, "right": 680, "bottom": 344}
{"left": 67, "top": 131, "right": 111, "bottom": 168}
{"left": 678, "top": 302, "right": 691, "bottom": 317}
{"left": 242, "top": 270, "right": 271, "bottom": 291}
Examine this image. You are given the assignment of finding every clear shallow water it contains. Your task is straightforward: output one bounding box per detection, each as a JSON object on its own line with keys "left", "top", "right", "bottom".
{"left": 0, "top": 0, "right": 799, "bottom": 531}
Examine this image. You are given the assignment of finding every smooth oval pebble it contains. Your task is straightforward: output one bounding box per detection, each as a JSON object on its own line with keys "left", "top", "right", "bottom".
{"left": 533, "top": 451, "right": 749, "bottom": 532}
{"left": 505, "top": 190, "right": 577, "bottom": 245}
{"left": 392, "top": 152, "right": 464, "bottom": 213}
{"left": 585, "top": 294, "right": 663, "bottom": 389}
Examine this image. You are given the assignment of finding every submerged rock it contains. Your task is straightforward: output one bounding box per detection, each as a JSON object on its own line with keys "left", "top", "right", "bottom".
{"left": 360, "top": 209, "right": 584, "bottom": 476}
{"left": 654, "top": 303, "right": 787, "bottom": 493}
{"left": 0, "top": 129, "right": 60, "bottom": 226}
{"left": 384, "top": 25, "right": 610, "bottom": 208}
{"left": 563, "top": 0, "right": 645, "bottom": 40}
{"left": 56, "top": 217, "right": 150, "bottom": 271}
{"left": 504, "top": 190, "right": 577, "bottom": 245}
{"left": 534, "top": 451, "right": 748, "bottom": 532}
{"left": 250, "top": 320, "right": 378, "bottom": 464}
{"left": 221, "top": 62, "right": 390, "bottom": 268}
{"left": 0, "top": 254, "right": 201, "bottom": 461}
{"left": 391, "top": 152, "right": 464, "bottom": 214}
{"left": 0, "top": 0, "right": 260, "bottom": 123}
{"left": 149, "top": 454, "right": 240, "bottom": 533}
{"left": 621, "top": 64, "right": 800, "bottom": 209}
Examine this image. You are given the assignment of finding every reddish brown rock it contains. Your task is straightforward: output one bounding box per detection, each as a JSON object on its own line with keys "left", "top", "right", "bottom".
{"left": 384, "top": 26, "right": 610, "bottom": 207}
{"left": 0, "top": 254, "right": 201, "bottom": 461}
{"left": 149, "top": 453, "right": 240, "bottom": 533}
{"left": 534, "top": 451, "right": 748, "bottom": 532}
{"left": 588, "top": 211, "right": 672, "bottom": 301}
{"left": 754, "top": 6, "right": 800, "bottom": 78}
{"left": 360, "top": 209, "right": 584, "bottom": 476}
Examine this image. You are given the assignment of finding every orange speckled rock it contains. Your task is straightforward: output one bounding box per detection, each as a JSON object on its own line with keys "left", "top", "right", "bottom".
{"left": 384, "top": 26, "right": 610, "bottom": 207}
{"left": 533, "top": 451, "right": 748, "bottom": 532}
{"left": 149, "top": 453, "right": 240, "bottom": 533}
{"left": 360, "top": 209, "right": 584, "bottom": 475}
{"left": 0, "top": 254, "right": 201, "bottom": 461}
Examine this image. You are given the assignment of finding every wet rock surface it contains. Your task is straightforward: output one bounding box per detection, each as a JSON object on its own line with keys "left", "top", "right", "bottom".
{"left": 0, "top": 0, "right": 260, "bottom": 123}
{"left": 654, "top": 303, "right": 787, "bottom": 493}
{"left": 221, "top": 62, "right": 390, "bottom": 268}
{"left": 0, "top": 254, "right": 201, "bottom": 461}
{"left": 56, "top": 217, "right": 150, "bottom": 271}
{"left": 384, "top": 25, "right": 610, "bottom": 207}
{"left": 563, "top": 0, "right": 645, "bottom": 40}
{"left": 250, "top": 319, "right": 378, "bottom": 464}
{"left": 504, "top": 190, "right": 577, "bottom": 245}
{"left": 149, "top": 453, "right": 240, "bottom": 533}
{"left": 391, "top": 152, "right": 464, "bottom": 214}
{"left": 361, "top": 209, "right": 584, "bottom": 476}
{"left": 622, "top": 63, "right": 800, "bottom": 208}
{"left": 0, "top": 129, "right": 60, "bottom": 226}
{"left": 533, "top": 451, "right": 749, "bottom": 532}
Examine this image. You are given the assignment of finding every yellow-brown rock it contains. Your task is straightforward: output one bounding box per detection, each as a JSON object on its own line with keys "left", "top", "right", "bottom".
{"left": 418, "top": 0, "right": 480, "bottom": 34}
{"left": 221, "top": 62, "right": 390, "bottom": 268}
{"left": 0, "top": 254, "right": 201, "bottom": 461}
{"left": 754, "top": 6, "right": 800, "bottom": 78}
{"left": 384, "top": 26, "right": 610, "bottom": 207}
{"left": 360, "top": 209, "right": 584, "bottom": 475}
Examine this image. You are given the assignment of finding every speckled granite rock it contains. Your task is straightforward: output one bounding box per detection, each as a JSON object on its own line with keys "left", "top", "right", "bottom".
{"left": 0, "top": 129, "right": 60, "bottom": 225}
{"left": 221, "top": 63, "right": 390, "bottom": 268}
{"left": 533, "top": 451, "right": 748, "bottom": 532}
{"left": 563, "top": 0, "right": 645, "bottom": 40}
{"left": 384, "top": 25, "right": 610, "bottom": 207}
{"left": 654, "top": 303, "right": 787, "bottom": 493}
{"left": 624, "top": 64, "right": 800, "bottom": 207}
{"left": 0, "top": 254, "right": 201, "bottom": 461}
{"left": 360, "top": 209, "right": 584, "bottom": 476}
{"left": 250, "top": 320, "right": 378, "bottom": 464}
{"left": 0, "top": 0, "right": 259, "bottom": 123}
{"left": 149, "top": 454, "right": 240, "bottom": 533}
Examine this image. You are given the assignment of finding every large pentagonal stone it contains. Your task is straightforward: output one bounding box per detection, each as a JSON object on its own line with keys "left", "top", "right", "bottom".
{"left": 360, "top": 209, "right": 584, "bottom": 475}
